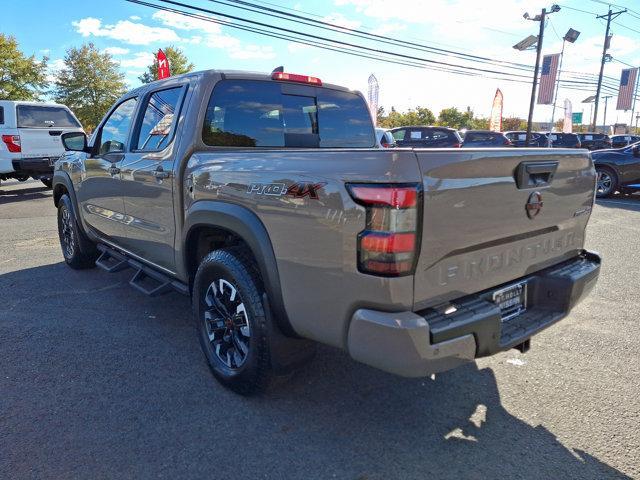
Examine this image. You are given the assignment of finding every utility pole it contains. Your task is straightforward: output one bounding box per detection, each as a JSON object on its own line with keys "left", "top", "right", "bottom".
{"left": 592, "top": 7, "right": 626, "bottom": 131}
{"left": 526, "top": 8, "right": 546, "bottom": 146}
{"left": 603, "top": 95, "right": 612, "bottom": 134}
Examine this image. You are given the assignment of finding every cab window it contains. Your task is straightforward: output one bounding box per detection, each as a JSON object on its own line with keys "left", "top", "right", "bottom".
{"left": 135, "top": 87, "right": 183, "bottom": 151}
{"left": 98, "top": 98, "right": 137, "bottom": 155}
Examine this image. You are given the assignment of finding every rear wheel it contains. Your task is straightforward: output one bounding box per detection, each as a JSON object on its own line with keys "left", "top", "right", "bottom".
{"left": 193, "top": 248, "right": 272, "bottom": 395}
{"left": 595, "top": 167, "right": 617, "bottom": 198}
{"left": 57, "top": 194, "right": 98, "bottom": 269}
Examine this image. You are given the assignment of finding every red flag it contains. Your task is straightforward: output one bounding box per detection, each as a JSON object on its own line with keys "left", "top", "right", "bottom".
{"left": 489, "top": 88, "right": 503, "bottom": 131}
{"left": 157, "top": 49, "right": 170, "bottom": 80}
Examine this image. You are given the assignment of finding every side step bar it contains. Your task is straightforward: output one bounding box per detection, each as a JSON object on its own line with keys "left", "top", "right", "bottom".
{"left": 96, "top": 244, "right": 189, "bottom": 297}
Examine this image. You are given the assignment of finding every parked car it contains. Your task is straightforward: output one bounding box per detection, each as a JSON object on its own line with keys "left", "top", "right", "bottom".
{"left": 53, "top": 69, "right": 600, "bottom": 395}
{"left": 610, "top": 134, "right": 640, "bottom": 149}
{"left": 0, "top": 100, "right": 83, "bottom": 188}
{"left": 461, "top": 130, "right": 511, "bottom": 147}
{"left": 545, "top": 132, "right": 581, "bottom": 148}
{"left": 375, "top": 127, "right": 396, "bottom": 148}
{"left": 592, "top": 142, "right": 640, "bottom": 197}
{"left": 576, "top": 132, "right": 612, "bottom": 151}
{"left": 389, "top": 126, "right": 462, "bottom": 148}
{"left": 504, "top": 130, "right": 547, "bottom": 147}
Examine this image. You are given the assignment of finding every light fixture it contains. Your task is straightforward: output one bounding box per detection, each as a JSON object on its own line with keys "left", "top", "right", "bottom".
{"left": 513, "top": 34, "right": 539, "bottom": 51}
{"left": 564, "top": 28, "right": 580, "bottom": 43}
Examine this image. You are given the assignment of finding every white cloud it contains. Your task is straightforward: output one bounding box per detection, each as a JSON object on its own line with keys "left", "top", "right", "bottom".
{"left": 103, "top": 46, "right": 130, "bottom": 55}
{"left": 118, "top": 51, "right": 155, "bottom": 69}
{"left": 371, "top": 23, "right": 406, "bottom": 36}
{"left": 322, "top": 13, "right": 361, "bottom": 29}
{"left": 46, "top": 58, "right": 66, "bottom": 83}
{"left": 72, "top": 17, "right": 181, "bottom": 45}
{"left": 130, "top": 15, "right": 141, "bottom": 20}
{"left": 152, "top": 10, "right": 276, "bottom": 60}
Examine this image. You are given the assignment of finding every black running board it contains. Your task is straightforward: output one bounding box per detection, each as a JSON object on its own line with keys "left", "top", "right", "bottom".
{"left": 96, "top": 244, "right": 189, "bottom": 297}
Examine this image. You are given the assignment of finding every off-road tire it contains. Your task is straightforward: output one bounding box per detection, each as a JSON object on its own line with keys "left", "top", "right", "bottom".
{"left": 193, "top": 247, "right": 272, "bottom": 395}
{"left": 595, "top": 166, "right": 617, "bottom": 198}
{"left": 57, "top": 194, "right": 98, "bottom": 269}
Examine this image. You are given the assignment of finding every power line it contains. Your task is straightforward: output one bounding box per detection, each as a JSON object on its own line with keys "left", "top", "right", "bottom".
{"left": 126, "top": 0, "right": 622, "bottom": 98}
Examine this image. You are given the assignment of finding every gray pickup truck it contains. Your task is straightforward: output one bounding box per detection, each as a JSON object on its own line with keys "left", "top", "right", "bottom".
{"left": 53, "top": 69, "right": 601, "bottom": 395}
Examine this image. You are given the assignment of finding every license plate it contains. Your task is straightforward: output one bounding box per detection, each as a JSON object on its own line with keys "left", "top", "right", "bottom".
{"left": 492, "top": 282, "right": 527, "bottom": 321}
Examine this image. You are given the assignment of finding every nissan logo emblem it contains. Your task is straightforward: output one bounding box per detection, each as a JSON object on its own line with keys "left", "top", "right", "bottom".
{"left": 526, "top": 191, "right": 543, "bottom": 219}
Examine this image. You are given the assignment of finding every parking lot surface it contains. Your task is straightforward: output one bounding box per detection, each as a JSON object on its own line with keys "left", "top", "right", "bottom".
{"left": 1, "top": 179, "right": 638, "bottom": 479}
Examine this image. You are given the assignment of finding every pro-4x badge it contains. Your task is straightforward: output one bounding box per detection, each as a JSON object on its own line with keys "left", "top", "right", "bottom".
{"left": 247, "top": 182, "right": 326, "bottom": 200}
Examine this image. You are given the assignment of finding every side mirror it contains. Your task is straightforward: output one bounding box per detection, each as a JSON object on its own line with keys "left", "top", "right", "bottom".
{"left": 61, "top": 132, "right": 88, "bottom": 152}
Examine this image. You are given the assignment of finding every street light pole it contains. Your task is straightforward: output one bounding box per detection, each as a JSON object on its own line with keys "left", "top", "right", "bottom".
{"left": 526, "top": 8, "right": 546, "bottom": 146}
{"left": 603, "top": 95, "right": 612, "bottom": 134}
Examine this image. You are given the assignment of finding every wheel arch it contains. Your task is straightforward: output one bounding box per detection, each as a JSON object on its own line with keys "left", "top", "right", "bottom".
{"left": 183, "top": 200, "right": 297, "bottom": 338}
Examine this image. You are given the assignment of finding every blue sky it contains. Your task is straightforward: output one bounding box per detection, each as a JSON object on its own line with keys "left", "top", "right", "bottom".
{"left": 4, "top": 0, "right": 640, "bottom": 124}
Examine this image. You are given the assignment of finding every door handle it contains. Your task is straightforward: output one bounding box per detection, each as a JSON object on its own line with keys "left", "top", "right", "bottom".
{"left": 515, "top": 161, "right": 558, "bottom": 189}
{"left": 152, "top": 167, "right": 170, "bottom": 179}
{"left": 108, "top": 166, "right": 121, "bottom": 176}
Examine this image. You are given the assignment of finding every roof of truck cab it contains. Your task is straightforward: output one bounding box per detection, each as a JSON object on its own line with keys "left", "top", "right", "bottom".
{"left": 0, "top": 100, "right": 70, "bottom": 108}
{"left": 124, "top": 69, "right": 355, "bottom": 97}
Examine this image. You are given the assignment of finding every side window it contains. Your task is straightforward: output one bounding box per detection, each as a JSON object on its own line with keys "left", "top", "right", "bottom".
{"left": 408, "top": 129, "right": 423, "bottom": 140}
{"left": 0, "top": 106, "right": 4, "bottom": 124}
{"left": 431, "top": 131, "right": 448, "bottom": 140}
{"left": 135, "top": 86, "right": 183, "bottom": 151}
{"left": 391, "top": 129, "right": 406, "bottom": 141}
{"left": 98, "top": 98, "right": 137, "bottom": 155}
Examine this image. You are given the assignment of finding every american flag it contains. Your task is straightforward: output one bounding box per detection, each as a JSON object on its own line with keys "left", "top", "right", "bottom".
{"left": 537, "top": 54, "right": 560, "bottom": 105}
{"left": 616, "top": 68, "right": 638, "bottom": 110}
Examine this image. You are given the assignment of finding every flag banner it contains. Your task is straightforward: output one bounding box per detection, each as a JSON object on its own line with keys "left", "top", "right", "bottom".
{"left": 489, "top": 88, "right": 503, "bottom": 131}
{"left": 563, "top": 99, "right": 572, "bottom": 133}
{"left": 157, "top": 49, "right": 170, "bottom": 80}
{"left": 616, "top": 68, "right": 637, "bottom": 110}
{"left": 537, "top": 54, "right": 560, "bottom": 105}
{"left": 367, "top": 74, "right": 379, "bottom": 126}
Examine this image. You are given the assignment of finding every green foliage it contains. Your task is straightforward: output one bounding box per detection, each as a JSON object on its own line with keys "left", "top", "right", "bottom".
{"left": 52, "top": 43, "right": 126, "bottom": 131}
{"left": 139, "top": 46, "right": 195, "bottom": 83}
{"left": 378, "top": 106, "right": 435, "bottom": 128}
{"left": 0, "top": 34, "right": 49, "bottom": 101}
{"left": 436, "top": 107, "right": 475, "bottom": 130}
{"left": 502, "top": 117, "right": 527, "bottom": 131}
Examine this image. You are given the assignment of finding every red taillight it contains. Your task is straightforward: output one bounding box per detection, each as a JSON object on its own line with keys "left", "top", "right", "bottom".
{"left": 348, "top": 183, "right": 420, "bottom": 277}
{"left": 453, "top": 142, "right": 462, "bottom": 148}
{"left": 272, "top": 71, "right": 322, "bottom": 86}
{"left": 348, "top": 185, "right": 417, "bottom": 208}
{"left": 2, "top": 135, "right": 21, "bottom": 153}
{"left": 504, "top": 138, "right": 512, "bottom": 146}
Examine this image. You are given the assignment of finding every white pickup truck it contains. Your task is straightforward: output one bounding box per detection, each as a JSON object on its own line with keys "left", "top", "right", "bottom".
{"left": 0, "top": 101, "right": 83, "bottom": 188}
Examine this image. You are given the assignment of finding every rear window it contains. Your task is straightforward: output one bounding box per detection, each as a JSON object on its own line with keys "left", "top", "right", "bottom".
{"left": 465, "top": 132, "right": 498, "bottom": 142}
{"left": 202, "top": 79, "right": 374, "bottom": 148}
{"left": 16, "top": 105, "right": 80, "bottom": 128}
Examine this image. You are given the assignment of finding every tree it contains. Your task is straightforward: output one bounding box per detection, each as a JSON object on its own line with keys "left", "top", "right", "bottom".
{"left": 0, "top": 34, "right": 49, "bottom": 101}
{"left": 52, "top": 43, "right": 126, "bottom": 131}
{"left": 502, "top": 117, "right": 527, "bottom": 131}
{"left": 436, "top": 107, "right": 474, "bottom": 129}
{"left": 378, "top": 106, "right": 435, "bottom": 128}
{"left": 138, "top": 46, "right": 195, "bottom": 83}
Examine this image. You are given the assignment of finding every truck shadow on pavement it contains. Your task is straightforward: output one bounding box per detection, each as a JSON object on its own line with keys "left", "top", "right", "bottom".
{"left": 596, "top": 193, "right": 640, "bottom": 212}
{"left": 0, "top": 183, "right": 51, "bottom": 204}
{"left": 0, "top": 262, "right": 631, "bottom": 480}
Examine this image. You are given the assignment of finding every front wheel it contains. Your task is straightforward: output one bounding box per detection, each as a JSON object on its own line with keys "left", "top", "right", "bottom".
{"left": 595, "top": 167, "right": 617, "bottom": 198}
{"left": 57, "top": 194, "right": 99, "bottom": 269}
{"left": 193, "top": 248, "right": 272, "bottom": 395}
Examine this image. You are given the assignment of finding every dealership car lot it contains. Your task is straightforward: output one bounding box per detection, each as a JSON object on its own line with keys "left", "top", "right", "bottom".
{"left": 1, "top": 179, "right": 638, "bottom": 479}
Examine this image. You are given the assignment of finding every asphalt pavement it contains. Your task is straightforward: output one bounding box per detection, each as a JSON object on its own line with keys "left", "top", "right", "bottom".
{"left": 1, "top": 179, "right": 638, "bottom": 479}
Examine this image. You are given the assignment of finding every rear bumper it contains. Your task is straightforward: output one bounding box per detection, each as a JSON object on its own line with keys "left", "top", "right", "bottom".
{"left": 11, "top": 157, "right": 55, "bottom": 178}
{"left": 347, "top": 250, "right": 600, "bottom": 377}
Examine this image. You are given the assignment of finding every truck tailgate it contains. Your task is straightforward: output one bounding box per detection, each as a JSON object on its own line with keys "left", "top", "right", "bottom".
{"left": 413, "top": 148, "right": 595, "bottom": 310}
